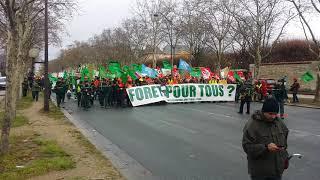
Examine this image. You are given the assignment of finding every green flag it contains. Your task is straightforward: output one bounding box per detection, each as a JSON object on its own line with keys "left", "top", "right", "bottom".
{"left": 108, "top": 61, "right": 122, "bottom": 78}
{"left": 163, "top": 60, "right": 172, "bottom": 70}
{"left": 128, "top": 69, "right": 138, "bottom": 80}
{"left": 69, "top": 70, "right": 76, "bottom": 86}
{"left": 123, "top": 65, "right": 130, "bottom": 73}
{"left": 190, "top": 67, "right": 201, "bottom": 77}
{"left": 234, "top": 71, "right": 242, "bottom": 82}
{"left": 49, "top": 74, "right": 58, "bottom": 83}
{"left": 106, "top": 72, "right": 116, "bottom": 79}
{"left": 63, "top": 71, "right": 68, "bottom": 80}
{"left": 98, "top": 65, "right": 106, "bottom": 78}
{"left": 81, "top": 66, "right": 89, "bottom": 81}
{"left": 301, "top": 71, "right": 314, "bottom": 83}
{"left": 131, "top": 64, "right": 142, "bottom": 73}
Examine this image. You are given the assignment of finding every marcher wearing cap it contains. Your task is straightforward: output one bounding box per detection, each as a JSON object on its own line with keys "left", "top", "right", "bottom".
{"left": 290, "top": 78, "right": 300, "bottom": 103}
{"left": 242, "top": 98, "right": 289, "bottom": 180}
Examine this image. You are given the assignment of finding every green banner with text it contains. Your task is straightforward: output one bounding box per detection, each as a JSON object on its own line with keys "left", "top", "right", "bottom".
{"left": 126, "top": 84, "right": 237, "bottom": 107}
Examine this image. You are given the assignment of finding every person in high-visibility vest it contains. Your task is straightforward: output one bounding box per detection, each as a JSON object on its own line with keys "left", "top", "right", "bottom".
{"left": 209, "top": 78, "right": 217, "bottom": 84}
{"left": 219, "top": 79, "right": 228, "bottom": 85}
{"left": 76, "top": 82, "right": 82, "bottom": 107}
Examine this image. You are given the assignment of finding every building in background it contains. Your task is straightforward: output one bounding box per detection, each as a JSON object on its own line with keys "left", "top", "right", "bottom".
{"left": 251, "top": 61, "right": 319, "bottom": 92}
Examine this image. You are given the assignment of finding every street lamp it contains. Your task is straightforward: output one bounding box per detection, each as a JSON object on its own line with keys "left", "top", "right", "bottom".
{"left": 29, "top": 48, "right": 40, "bottom": 75}
{"left": 153, "top": 13, "right": 174, "bottom": 74}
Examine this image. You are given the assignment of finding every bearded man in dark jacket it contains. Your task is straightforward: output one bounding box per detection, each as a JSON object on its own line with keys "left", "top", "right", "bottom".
{"left": 242, "top": 98, "right": 289, "bottom": 180}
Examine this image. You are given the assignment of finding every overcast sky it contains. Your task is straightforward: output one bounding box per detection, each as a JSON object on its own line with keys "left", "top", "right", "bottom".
{"left": 49, "top": 0, "right": 133, "bottom": 60}
{"left": 48, "top": 0, "right": 320, "bottom": 60}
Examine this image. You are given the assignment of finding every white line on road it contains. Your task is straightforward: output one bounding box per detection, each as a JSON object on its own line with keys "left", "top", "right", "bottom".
{"left": 175, "top": 106, "right": 239, "bottom": 120}
{"left": 157, "top": 119, "right": 198, "bottom": 134}
{"left": 134, "top": 108, "right": 198, "bottom": 134}
{"left": 289, "top": 129, "right": 320, "bottom": 138}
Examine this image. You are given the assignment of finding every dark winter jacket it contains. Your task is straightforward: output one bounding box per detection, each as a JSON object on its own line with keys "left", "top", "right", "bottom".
{"left": 54, "top": 83, "right": 65, "bottom": 97}
{"left": 32, "top": 82, "right": 41, "bottom": 92}
{"left": 273, "top": 85, "right": 288, "bottom": 102}
{"left": 290, "top": 82, "right": 300, "bottom": 94}
{"left": 239, "top": 84, "right": 253, "bottom": 102}
{"left": 242, "top": 111, "right": 289, "bottom": 177}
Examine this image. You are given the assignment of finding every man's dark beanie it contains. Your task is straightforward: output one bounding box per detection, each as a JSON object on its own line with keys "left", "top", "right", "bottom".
{"left": 262, "top": 98, "right": 279, "bottom": 113}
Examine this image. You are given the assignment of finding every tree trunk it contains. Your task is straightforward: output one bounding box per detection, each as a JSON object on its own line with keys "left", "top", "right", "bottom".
{"left": 314, "top": 73, "right": 320, "bottom": 102}
{"left": 1, "top": 33, "right": 19, "bottom": 155}
{"left": 254, "top": 47, "right": 262, "bottom": 79}
{"left": 153, "top": 46, "right": 157, "bottom": 68}
{"left": 217, "top": 40, "right": 223, "bottom": 71}
{"left": 189, "top": 43, "right": 194, "bottom": 65}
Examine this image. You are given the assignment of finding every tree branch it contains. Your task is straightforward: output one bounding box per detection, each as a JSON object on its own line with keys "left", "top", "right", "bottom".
{"left": 311, "top": 0, "right": 320, "bottom": 14}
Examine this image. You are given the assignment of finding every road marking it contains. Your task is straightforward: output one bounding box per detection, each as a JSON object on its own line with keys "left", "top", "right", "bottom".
{"left": 290, "top": 129, "right": 320, "bottom": 138}
{"left": 176, "top": 106, "right": 239, "bottom": 120}
{"left": 133, "top": 108, "right": 198, "bottom": 134}
{"left": 157, "top": 119, "right": 198, "bottom": 134}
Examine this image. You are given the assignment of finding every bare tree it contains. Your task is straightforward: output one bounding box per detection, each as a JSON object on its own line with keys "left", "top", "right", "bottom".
{"left": 225, "top": 0, "right": 296, "bottom": 78}
{"left": 199, "top": 0, "right": 235, "bottom": 73}
{"left": 0, "top": 0, "right": 77, "bottom": 154}
{"left": 134, "top": 0, "right": 169, "bottom": 67}
{"left": 122, "top": 18, "right": 148, "bottom": 63}
{"left": 288, "top": 0, "right": 320, "bottom": 102}
{"left": 179, "top": 0, "right": 207, "bottom": 65}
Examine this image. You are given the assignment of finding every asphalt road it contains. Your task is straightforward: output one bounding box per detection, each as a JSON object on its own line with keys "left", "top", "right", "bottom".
{"left": 63, "top": 98, "right": 320, "bottom": 180}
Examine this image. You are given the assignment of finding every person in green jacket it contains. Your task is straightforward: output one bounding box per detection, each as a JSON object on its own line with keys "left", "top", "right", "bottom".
{"left": 32, "top": 79, "right": 41, "bottom": 101}
{"left": 242, "top": 98, "right": 289, "bottom": 180}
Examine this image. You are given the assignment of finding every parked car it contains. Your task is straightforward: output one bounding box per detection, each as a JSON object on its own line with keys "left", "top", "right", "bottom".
{"left": 258, "top": 78, "right": 276, "bottom": 92}
{"left": 0, "top": 76, "right": 6, "bottom": 90}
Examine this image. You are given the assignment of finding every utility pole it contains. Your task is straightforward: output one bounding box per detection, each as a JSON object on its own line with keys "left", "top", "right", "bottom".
{"left": 44, "top": 0, "right": 49, "bottom": 111}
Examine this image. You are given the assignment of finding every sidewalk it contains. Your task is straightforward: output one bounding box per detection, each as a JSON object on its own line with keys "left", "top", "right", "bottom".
{"left": 288, "top": 93, "right": 314, "bottom": 99}
{"left": 285, "top": 102, "right": 320, "bottom": 109}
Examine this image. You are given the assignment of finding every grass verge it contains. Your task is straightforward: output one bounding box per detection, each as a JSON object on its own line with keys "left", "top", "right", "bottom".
{"left": 40, "top": 101, "right": 65, "bottom": 120}
{"left": 0, "top": 111, "right": 29, "bottom": 128}
{"left": 17, "top": 95, "right": 34, "bottom": 110}
{"left": 0, "top": 135, "right": 75, "bottom": 180}
{"left": 69, "top": 129, "right": 102, "bottom": 156}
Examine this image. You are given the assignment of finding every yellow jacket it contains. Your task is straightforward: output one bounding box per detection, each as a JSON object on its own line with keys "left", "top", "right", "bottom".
{"left": 209, "top": 80, "right": 217, "bottom": 84}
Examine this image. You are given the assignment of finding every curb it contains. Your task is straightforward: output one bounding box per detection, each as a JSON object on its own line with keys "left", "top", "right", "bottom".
{"left": 285, "top": 103, "right": 320, "bottom": 109}
{"left": 51, "top": 99, "right": 153, "bottom": 180}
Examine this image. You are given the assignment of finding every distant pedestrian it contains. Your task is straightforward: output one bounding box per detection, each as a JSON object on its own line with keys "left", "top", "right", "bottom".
{"left": 290, "top": 78, "right": 300, "bottom": 103}
{"left": 31, "top": 80, "right": 41, "bottom": 101}
{"left": 242, "top": 98, "right": 289, "bottom": 180}
{"left": 238, "top": 81, "right": 253, "bottom": 114}
{"left": 66, "top": 89, "right": 72, "bottom": 100}
{"left": 273, "top": 80, "right": 288, "bottom": 119}
{"left": 22, "top": 78, "right": 29, "bottom": 97}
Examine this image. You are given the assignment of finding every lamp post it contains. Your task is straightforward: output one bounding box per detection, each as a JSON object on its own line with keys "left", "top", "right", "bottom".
{"left": 44, "top": 0, "right": 49, "bottom": 111}
{"left": 153, "top": 13, "right": 174, "bottom": 74}
{"left": 29, "top": 48, "right": 40, "bottom": 89}
{"left": 29, "top": 48, "right": 40, "bottom": 74}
